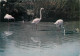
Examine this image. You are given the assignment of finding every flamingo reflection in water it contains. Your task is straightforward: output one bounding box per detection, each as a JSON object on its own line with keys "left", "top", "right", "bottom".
{"left": 31, "top": 37, "right": 41, "bottom": 47}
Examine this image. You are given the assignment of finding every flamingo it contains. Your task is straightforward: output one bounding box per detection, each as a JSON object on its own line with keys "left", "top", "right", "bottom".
{"left": 54, "top": 19, "right": 63, "bottom": 30}
{"left": 54, "top": 19, "right": 65, "bottom": 35}
{"left": 54, "top": 19, "right": 79, "bottom": 35}
{"left": 4, "top": 14, "right": 14, "bottom": 36}
{"left": 31, "top": 8, "right": 44, "bottom": 29}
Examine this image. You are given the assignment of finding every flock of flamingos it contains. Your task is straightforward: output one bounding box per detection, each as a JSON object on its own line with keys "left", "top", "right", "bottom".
{"left": 4, "top": 8, "right": 79, "bottom": 36}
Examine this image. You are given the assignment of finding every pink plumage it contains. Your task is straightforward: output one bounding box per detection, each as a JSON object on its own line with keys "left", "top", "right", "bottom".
{"left": 4, "top": 14, "right": 14, "bottom": 19}
{"left": 31, "top": 18, "right": 41, "bottom": 24}
{"left": 54, "top": 19, "right": 63, "bottom": 28}
{"left": 31, "top": 8, "right": 44, "bottom": 24}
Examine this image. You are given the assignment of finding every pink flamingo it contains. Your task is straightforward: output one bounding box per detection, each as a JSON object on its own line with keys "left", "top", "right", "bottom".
{"left": 4, "top": 14, "right": 14, "bottom": 36}
{"left": 4, "top": 14, "right": 14, "bottom": 21}
{"left": 31, "top": 8, "right": 44, "bottom": 30}
{"left": 54, "top": 19, "right": 63, "bottom": 29}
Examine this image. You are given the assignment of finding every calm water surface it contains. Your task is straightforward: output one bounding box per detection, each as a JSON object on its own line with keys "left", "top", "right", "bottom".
{"left": 0, "top": 21, "right": 80, "bottom": 56}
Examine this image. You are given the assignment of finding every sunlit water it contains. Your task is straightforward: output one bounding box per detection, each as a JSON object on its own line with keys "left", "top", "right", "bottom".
{"left": 0, "top": 21, "right": 80, "bottom": 56}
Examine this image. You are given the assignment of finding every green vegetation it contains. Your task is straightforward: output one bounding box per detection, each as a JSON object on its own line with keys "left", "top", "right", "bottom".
{"left": 0, "top": 0, "right": 79, "bottom": 22}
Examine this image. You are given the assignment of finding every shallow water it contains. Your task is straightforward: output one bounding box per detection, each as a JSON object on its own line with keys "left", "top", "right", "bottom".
{"left": 0, "top": 21, "right": 80, "bottom": 56}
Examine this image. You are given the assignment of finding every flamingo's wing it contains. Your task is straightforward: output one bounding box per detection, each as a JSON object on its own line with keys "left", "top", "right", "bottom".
{"left": 4, "top": 14, "right": 14, "bottom": 19}
{"left": 31, "top": 18, "right": 40, "bottom": 24}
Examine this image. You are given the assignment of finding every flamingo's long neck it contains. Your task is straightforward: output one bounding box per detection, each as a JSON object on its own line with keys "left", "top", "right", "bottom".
{"left": 40, "top": 9, "right": 42, "bottom": 20}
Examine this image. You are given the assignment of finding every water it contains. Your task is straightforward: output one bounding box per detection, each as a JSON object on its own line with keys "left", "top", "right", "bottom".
{"left": 0, "top": 21, "right": 80, "bottom": 56}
